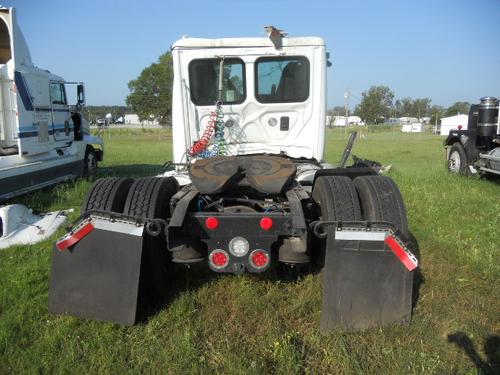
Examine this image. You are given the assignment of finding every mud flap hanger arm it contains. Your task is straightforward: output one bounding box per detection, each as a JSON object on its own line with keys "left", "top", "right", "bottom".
{"left": 310, "top": 220, "right": 418, "bottom": 271}
{"left": 56, "top": 210, "right": 169, "bottom": 251}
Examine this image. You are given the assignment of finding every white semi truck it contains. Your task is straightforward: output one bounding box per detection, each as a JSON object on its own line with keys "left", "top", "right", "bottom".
{"left": 0, "top": 7, "right": 103, "bottom": 202}
{"left": 50, "top": 28, "right": 418, "bottom": 332}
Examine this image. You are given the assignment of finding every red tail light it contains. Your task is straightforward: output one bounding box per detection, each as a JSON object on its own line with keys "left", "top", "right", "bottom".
{"left": 260, "top": 217, "right": 273, "bottom": 231}
{"left": 205, "top": 216, "right": 219, "bottom": 230}
{"left": 249, "top": 249, "right": 269, "bottom": 269}
{"left": 209, "top": 249, "right": 229, "bottom": 269}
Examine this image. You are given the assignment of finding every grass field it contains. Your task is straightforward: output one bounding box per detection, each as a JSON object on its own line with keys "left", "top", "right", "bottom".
{"left": 0, "top": 128, "right": 499, "bottom": 374}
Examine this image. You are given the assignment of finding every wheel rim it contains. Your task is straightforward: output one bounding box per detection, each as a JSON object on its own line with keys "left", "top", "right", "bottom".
{"left": 448, "top": 150, "right": 461, "bottom": 173}
{"left": 86, "top": 152, "right": 97, "bottom": 174}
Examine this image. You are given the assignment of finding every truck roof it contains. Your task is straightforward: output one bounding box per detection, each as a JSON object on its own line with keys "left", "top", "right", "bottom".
{"left": 172, "top": 36, "right": 325, "bottom": 50}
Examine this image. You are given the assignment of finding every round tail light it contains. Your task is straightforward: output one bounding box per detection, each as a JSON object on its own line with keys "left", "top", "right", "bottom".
{"left": 260, "top": 217, "right": 273, "bottom": 231}
{"left": 205, "top": 216, "right": 219, "bottom": 230}
{"left": 249, "top": 249, "right": 270, "bottom": 269}
{"left": 209, "top": 249, "right": 229, "bottom": 269}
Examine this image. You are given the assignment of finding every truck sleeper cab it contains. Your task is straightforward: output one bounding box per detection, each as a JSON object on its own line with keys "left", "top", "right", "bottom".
{"left": 0, "top": 7, "right": 103, "bottom": 202}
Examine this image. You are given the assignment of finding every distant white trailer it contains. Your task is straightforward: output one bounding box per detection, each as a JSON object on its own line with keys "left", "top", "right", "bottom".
{"left": 401, "top": 123, "right": 422, "bottom": 133}
{"left": 331, "top": 115, "right": 364, "bottom": 127}
{"left": 333, "top": 116, "right": 347, "bottom": 127}
{"left": 348, "top": 116, "right": 364, "bottom": 126}
{"left": 400, "top": 117, "right": 419, "bottom": 124}
{"left": 124, "top": 113, "right": 159, "bottom": 126}
{"left": 440, "top": 114, "right": 468, "bottom": 136}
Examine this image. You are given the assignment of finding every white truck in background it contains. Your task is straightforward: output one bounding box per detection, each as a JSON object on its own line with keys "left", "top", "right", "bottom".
{"left": 0, "top": 7, "right": 103, "bottom": 202}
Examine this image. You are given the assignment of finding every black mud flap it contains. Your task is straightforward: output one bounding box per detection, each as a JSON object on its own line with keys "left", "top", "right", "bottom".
{"left": 49, "top": 220, "right": 165, "bottom": 325}
{"left": 320, "top": 226, "right": 414, "bottom": 332}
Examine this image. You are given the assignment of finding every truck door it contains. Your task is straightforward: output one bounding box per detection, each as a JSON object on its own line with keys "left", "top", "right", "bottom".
{"left": 49, "top": 81, "right": 72, "bottom": 144}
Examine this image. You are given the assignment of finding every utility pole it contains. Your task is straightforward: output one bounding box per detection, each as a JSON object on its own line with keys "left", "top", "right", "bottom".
{"left": 344, "top": 89, "right": 350, "bottom": 138}
{"left": 344, "top": 89, "right": 350, "bottom": 126}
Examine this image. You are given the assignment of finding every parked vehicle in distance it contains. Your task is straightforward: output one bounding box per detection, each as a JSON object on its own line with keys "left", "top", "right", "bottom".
{"left": 445, "top": 97, "right": 500, "bottom": 177}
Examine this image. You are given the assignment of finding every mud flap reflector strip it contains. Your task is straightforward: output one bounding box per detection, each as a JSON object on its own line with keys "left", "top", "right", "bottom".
{"left": 56, "top": 219, "right": 94, "bottom": 251}
{"left": 384, "top": 234, "right": 418, "bottom": 271}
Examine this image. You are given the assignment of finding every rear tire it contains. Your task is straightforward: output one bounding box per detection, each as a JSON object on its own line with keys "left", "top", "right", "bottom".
{"left": 124, "top": 177, "right": 180, "bottom": 302}
{"left": 123, "top": 177, "right": 179, "bottom": 219}
{"left": 448, "top": 142, "right": 469, "bottom": 175}
{"left": 353, "top": 175, "right": 408, "bottom": 239}
{"left": 312, "top": 176, "right": 362, "bottom": 221}
{"left": 82, "top": 177, "right": 134, "bottom": 214}
{"left": 312, "top": 176, "right": 362, "bottom": 268}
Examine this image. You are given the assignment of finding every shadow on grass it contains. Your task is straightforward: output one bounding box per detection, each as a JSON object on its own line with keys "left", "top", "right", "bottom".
{"left": 136, "top": 260, "right": 217, "bottom": 324}
{"left": 447, "top": 331, "right": 500, "bottom": 375}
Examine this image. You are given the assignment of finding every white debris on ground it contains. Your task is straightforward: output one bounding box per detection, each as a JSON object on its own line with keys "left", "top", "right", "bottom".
{"left": 0, "top": 204, "right": 73, "bottom": 249}
{"left": 379, "top": 165, "right": 392, "bottom": 173}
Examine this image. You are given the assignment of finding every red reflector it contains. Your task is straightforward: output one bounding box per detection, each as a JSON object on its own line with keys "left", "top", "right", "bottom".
{"left": 250, "top": 250, "right": 269, "bottom": 268}
{"left": 210, "top": 250, "right": 229, "bottom": 269}
{"left": 260, "top": 217, "right": 273, "bottom": 231}
{"left": 205, "top": 217, "right": 219, "bottom": 230}
{"left": 56, "top": 221, "right": 94, "bottom": 251}
{"left": 384, "top": 235, "right": 418, "bottom": 271}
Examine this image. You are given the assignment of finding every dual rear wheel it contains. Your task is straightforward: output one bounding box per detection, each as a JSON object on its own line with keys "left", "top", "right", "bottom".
{"left": 82, "top": 176, "right": 179, "bottom": 219}
{"left": 312, "top": 174, "right": 408, "bottom": 239}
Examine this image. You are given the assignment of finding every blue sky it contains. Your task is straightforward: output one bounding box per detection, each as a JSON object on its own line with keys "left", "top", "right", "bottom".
{"left": 4, "top": 0, "right": 500, "bottom": 109}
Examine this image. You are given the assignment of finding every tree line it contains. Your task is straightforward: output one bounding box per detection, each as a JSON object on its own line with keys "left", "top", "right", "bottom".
{"left": 331, "top": 86, "right": 471, "bottom": 125}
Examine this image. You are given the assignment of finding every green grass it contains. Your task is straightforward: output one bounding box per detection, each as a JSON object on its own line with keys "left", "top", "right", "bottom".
{"left": 1, "top": 128, "right": 499, "bottom": 374}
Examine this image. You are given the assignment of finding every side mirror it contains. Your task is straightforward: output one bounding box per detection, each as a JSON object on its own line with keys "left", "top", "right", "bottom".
{"left": 77, "top": 84, "right": 85, "bottom": 106}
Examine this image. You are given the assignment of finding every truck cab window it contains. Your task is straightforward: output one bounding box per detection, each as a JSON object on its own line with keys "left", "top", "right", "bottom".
{"left": 256, "top": 56, "right": 309, "bottom": 103}
{"left": 50, "top": 83, "right": 67, "bottom": 105}
{"left": 189, "top": 58, "right": 245, "bottom": 106}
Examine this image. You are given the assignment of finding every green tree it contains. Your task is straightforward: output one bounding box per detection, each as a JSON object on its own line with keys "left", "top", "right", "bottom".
{"left": 445, "top": 101, "right": 470, "bottom": 117}
{"left": 328, "top": 106, "right": 348, "bottom": 116}
{"left": 355, "top": 86, "right": 394, "bottom": 124}
{"left": 412, "top": 98, "right": 432, "bottom": 118}
{"left": 126, "top": 53, "right": 173, "bottom": 125}
{"left": 394, "top": 97, "right": 432, "bottom": 118}
{"left": 430, "top": 105, "right": 444, "bottom": 124}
